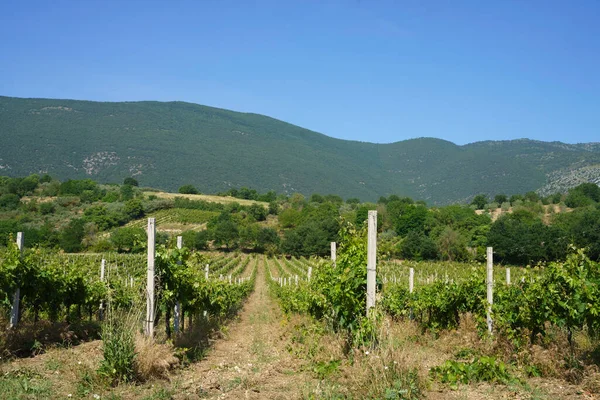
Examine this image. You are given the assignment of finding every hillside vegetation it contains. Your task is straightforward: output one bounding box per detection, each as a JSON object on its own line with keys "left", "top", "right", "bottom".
{"left": 1, "top": 96, "right": 600, "bottom": 204}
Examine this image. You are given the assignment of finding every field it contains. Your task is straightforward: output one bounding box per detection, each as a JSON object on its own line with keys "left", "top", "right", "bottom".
{"left": 1, "top": 234, "right": 598, "bottom": 399}
{"left": 145, "top": 191, "right": 269, "bottom": 208}
{"left": 126, "top": 208, "right": 219, "bottom": 231}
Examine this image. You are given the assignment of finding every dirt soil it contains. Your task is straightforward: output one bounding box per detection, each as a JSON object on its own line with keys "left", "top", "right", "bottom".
{"left": 170, "top": 257, "right": 316, "bottom": 399}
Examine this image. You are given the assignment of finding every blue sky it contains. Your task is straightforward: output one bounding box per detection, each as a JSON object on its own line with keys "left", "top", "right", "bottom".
{"left": 1, "top": 0, "right": 598, "bottom": 145}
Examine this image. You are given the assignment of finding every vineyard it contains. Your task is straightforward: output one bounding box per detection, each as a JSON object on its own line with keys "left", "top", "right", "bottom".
{"left": 0, "top": 217, "right": 599, "bottom": 398}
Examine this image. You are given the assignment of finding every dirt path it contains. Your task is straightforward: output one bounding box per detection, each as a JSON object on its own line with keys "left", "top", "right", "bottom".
{"left": 172, "top": 257, "right": 315, "bottom": 399}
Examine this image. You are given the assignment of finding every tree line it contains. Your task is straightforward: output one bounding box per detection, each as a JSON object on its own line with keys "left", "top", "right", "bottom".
{"left": 1, "top": 174, "right": 599, "bottom": 264}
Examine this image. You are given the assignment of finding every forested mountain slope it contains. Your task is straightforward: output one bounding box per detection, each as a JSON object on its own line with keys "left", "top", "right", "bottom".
{"left": 1, "top": 96, "right": 599, "bottom": 203}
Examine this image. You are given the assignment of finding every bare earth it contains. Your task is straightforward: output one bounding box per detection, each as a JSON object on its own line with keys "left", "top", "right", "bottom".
{"left": 171, "top": 258, "right": 316, "bottom": 399}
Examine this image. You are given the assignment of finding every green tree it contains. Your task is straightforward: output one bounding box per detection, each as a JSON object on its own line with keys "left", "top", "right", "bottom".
{"left": 436, "top": 227, "right": 468, "bottom": 261}
{"left": 178, "top": 184, "right": 199, "bottom": 194}
{"left": 120, "top": 184, "right": 134, "bottom": 201}
{"left": 123, "top": 177, "right": 139, "bottom": 186}
{"left": 470, "top": 194, "right": 488, "bottom": 210}
{"left": 494, "top": 194, "right": 508, "bottom": 204}
{"left": 399, "top": 231, "right": 438, "bottom": 260}
{"left": 123, "top": 198, "right": 144, "bottom": 220}
{"left": 111, "top": 227, "right": 145, "bottom": 253}
{"left": 60, "top": 218, "right": 85, "bottom": 252}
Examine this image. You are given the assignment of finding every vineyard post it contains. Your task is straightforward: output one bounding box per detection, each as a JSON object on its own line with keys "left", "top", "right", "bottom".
{"left": 9, "top": 232, "right": 24, "bottom": 328}
{"left": 307, "top": 266, "right": 312, "bottom": 281}
{"left": 174, "top": 236, "right": 182, "bottom": 334}
{"left": 331, "top": 242, "right": 336, "bottom": 267}
{"left": 506, "top": 268, "right": 511, "bottom": 285}
{"left": 295, "top": 275, "right": 298, "bottom": 286}
{"left": 99, "top": 259, "right": 106, "bottom": 321}
{"left": 145, "top": 218, "right": 156, "bottom": 337}
{"left": 205, "top": 264, "right": 209, "bottom": 280}
{"left": 486, "top": 247, "right": 493, "bottom": 334}
{"left": 409, "top": 268, "right": 414, "bottom": 293}
{"left": 366, "top": 210, "right": 377, "bottom": 314}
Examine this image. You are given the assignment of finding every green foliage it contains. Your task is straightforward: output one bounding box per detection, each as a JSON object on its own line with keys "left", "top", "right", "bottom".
{"left": 0, "top": 193, "right": 20, "bottom": 210}
{"left": 123, "top": 198, "right": 144, "bottom": 219}
{"left": 123, "top": 177, "right": 139, "bottom": 186}
{"left": 399, "top": 232, "right": 438, "bottom": 261}
{"left": 494, "top": 194, "right": 508, "bottom": 204}
{"left": 565, "top": 183, "right": 600, "bottom": 208}
{"left": 110, "top": 227, "right": 146, "bottom": 253}
{"left": 487, "top": 211, "right": 566, "bottom": 264}
{"left": 431, "top": 357, "right": 517, "bottom": 388}
{"left": 120, "top": 184, "right": 134, "bottom": 201}
{"left": 470, "top": 194, "right": 487, "bottom": 210}
{"left": 178, "top": 184, "right": 199, "bottom": 194}
{"left": 4, "top": 96, "right": 600, "bottom": 204}
{"left": 271, "top": 221, "right": 373, "bottom": 343}
{"left": 60, "top": 218, "right": 85, "bottom": 252}
{"left": 98, "top": 316, "right": 137, "bottom": 384}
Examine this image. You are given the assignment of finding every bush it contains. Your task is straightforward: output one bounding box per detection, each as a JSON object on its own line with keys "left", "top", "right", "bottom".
{"left": 39, "top": 201, "right": 56, "bottom": 215}
{"left": 0, "top": 194, "right": 21, "bottom": 210}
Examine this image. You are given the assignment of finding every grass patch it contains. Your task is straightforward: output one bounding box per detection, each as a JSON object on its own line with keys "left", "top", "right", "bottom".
{"left": 0, "top": 369, "right": 53, "bottom": 399}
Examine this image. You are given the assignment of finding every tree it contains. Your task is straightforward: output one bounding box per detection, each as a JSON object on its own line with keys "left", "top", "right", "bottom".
{"left": 399, "top": 231, "right": 438, "bottom": 260}
{"left": 123, "top": 177, "right": 139, "bottom": 187}
{"left": 565, "top": 183, "right": 600, "bottom": 208}
{"left": 470, "top": 194, "right": 487, "bottom": 210}
{"left": 60, "top": 218, "right": 85, "bottom": 252}
{"left": 436, "top": 227, "right": 468, "bottom": 261}
{"left": 247, "top": 203, "right": 267, "bottom": 221}
{"left": 509, "top": 194, "right": 524, "bottom": 205}
{"left": 178, "top": 184, "right": 199, "bottom": 195}
{"left": 111, "top": 227, "right": 146, "bottom": 253}
{"left": 494, "top": 194, "right": 508, "bottom": 204}
{"left": 487, "top": 211, "right": 564, "bottom": 264}
{"left": 120, "top": 184, "right": 134, "bottom": 201}
{"left": 524, "top": 191, "right": 540, "bottom": 203}
{"left": 0, "top": 194, "right": 20, "bottom": 210}
{"left": 310, "top": 194, "right": 324, "bottom": 203}
{"left": 123, "top": 199, "right": 144, "bottom": 220}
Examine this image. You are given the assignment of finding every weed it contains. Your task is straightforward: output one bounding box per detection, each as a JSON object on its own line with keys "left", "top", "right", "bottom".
{"left": 431, "top": 356, "right": 518, "bottom": 389}
{"left": 98, "top": 314, "right": 137, "bottom": 384}
{"left": 0, "top": 368, "right": 52, "bottom": 399}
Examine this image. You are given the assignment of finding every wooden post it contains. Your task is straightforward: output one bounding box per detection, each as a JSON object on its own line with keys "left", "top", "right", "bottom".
{"left": 99, "top": 258, "right": 106, "bottom": 321}
{"left": 307, "top": 266, "right": 312, "bottom": 281}
{"left": 486, "top": 247, "right": 493, "bottom": 334}
{"left": 366, "top": 210, "right": 377, "bottom": 314}
{"left": 331, "top": 242, "right": 336, "bottom": 266}
{"left": 506, "top": 268, "right": 511, "bottom": 285}
{"left": 9, "top": 232, "right": 24, "bottom": 328}
{"left": 205, "top": 264, "right": 209, "bottom": 280}
{"left": 409, "top": 268, "right": 414, "bottom": 293}
{"left": 295, "top": 275, "right": 298, "bottom": 286}
{"left": 174, "top": 236, "right": 182, "bottom": 334}
{"left": 145, "top": 218, "right": 156, "bottom": 337}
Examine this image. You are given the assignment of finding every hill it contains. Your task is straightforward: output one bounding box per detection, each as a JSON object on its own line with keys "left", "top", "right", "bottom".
{"left": 1, "top": 96, "right": 599, "bottom": 204}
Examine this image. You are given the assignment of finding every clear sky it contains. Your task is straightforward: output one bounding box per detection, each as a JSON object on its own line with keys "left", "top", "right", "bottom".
{"left": 1, "top": 0, "right": 598, "bottom": 145}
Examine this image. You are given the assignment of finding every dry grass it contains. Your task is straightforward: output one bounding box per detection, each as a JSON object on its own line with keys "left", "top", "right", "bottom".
{"left": 145, "top": 191, "right": 268, "bottom": 207}
{"left": 134, "top": 333, "right": 178, "bottom": 381}
{"left": 0, "top": 319, "right": 101, "bottom": 359}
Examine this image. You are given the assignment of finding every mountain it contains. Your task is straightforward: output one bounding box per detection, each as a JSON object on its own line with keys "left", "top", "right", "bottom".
{"left": 1, "top": 95, "right": 599, "bottom": 204}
